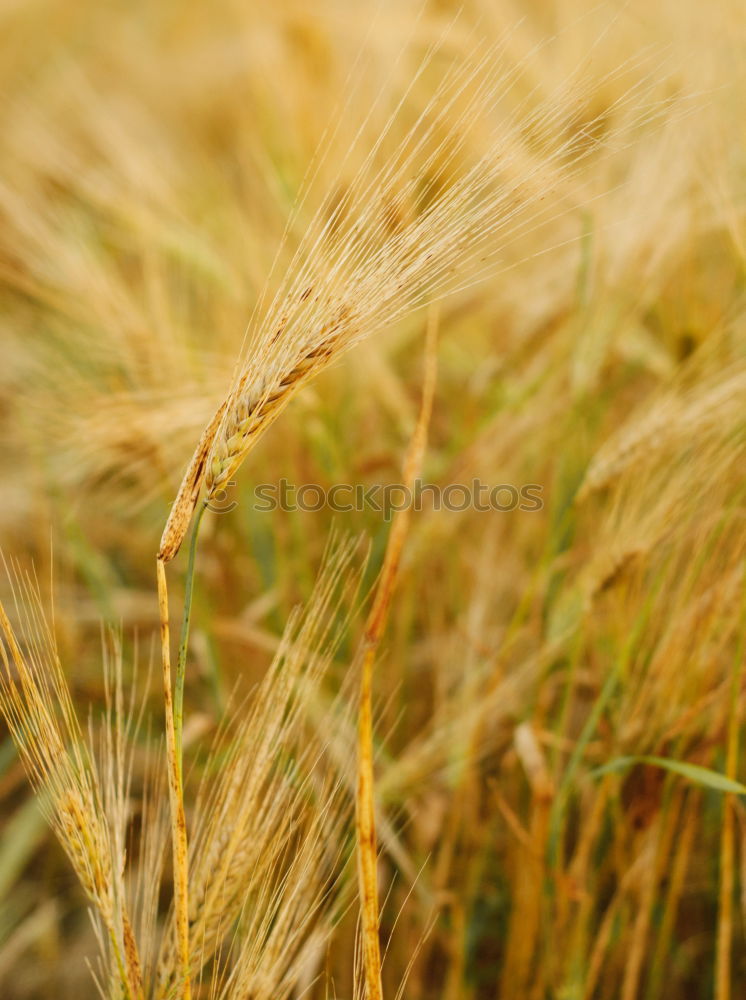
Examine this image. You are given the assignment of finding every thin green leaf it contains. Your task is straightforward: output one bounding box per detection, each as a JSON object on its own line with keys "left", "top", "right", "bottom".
{"left": 594, "top": 756, "right": 746, "bottom": 795}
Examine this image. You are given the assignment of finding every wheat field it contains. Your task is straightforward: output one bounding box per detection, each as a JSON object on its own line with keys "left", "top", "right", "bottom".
{"left": 1, "top": 0, "right": 745, "bottom": 998}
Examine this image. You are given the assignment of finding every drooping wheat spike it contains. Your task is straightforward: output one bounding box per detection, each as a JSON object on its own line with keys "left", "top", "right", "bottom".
{"left": 578, "top": 355, "right": 746, "bottom": 601}
{"left": 159, "top": 24, "right": 666, "bottom": 561}
{"left": 155, "top": 538, "right": 361, "bottom": 998}
{"left": 578, "top": 358, "right": 746, "bottom": 500}
{"left": 0, "top": 564, "right": 147, "bottom": 1000}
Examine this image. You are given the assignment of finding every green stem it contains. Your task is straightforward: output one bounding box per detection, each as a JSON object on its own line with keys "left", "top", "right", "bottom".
{"left": 174, "top": 501, "right": 207, "bottom": 774}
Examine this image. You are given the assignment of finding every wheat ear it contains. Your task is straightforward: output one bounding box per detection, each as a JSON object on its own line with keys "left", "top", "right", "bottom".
{"left": 158, "top": 35, "right": 656, "bottom": 563}
{"left": 0, "top": 570, "right": 145, "bottom": 999}
{"left": 159, "top": 399, "right": 227, "bottom": 563}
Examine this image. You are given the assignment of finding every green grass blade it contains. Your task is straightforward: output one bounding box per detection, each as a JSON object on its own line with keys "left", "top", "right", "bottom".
{"left": 593, "top": 756, "right": 746, "bottom": 796}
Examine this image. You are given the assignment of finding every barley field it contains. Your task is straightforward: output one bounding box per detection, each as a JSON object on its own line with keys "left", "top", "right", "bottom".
{"left": 1, "top": 1, "right": 745, "bottom": 998}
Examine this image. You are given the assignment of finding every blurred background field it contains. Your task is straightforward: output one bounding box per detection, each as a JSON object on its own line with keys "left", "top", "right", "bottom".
{"left": 1, "top": 0, "right": 745, "bottom": 997}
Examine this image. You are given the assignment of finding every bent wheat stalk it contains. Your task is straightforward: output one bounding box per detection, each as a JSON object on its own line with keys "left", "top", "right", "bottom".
{"left": 159, "top": 35, "right": 658, "bottom": 563}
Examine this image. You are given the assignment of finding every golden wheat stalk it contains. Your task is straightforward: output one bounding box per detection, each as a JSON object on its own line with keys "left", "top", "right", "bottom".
{"left": 715, "top": 615, "right": 744, "bottom": 1000}
{"left": 156, "top": 557, "right": 192, "bottom": 1000}
{"left": 0, "top": 568, "right": 145, "bottom": 999}
{"left": 153, "top": 539, "right": 359, "bottom": 998}
{"left": 0, "top": 537, "right": 362, "bottom": 999}
{"left": 355, "top": 307, "right": 438, "bottom": 999}
{"left": 158, "top": 33, "right": 659, "bottom": 564}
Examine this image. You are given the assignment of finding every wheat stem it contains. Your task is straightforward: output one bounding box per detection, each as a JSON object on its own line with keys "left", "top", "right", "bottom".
{"left": 175, "top": 500, "right": 207, "bottom": 772}
{"left": 156, "top": 556, "right": 192, "bottom": 1000}
{"left": 715, "top": 600, "right": 744, "bottom": 1000}
{"left": 356, "top": 308, "right": 438, "bottom": 1000}
{"left": 357, "top": 641, "right": 383, "bottom": 1000}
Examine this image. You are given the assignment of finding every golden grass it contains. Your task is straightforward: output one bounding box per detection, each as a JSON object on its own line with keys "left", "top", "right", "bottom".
{"left": 1, "top": 1, "right": 745, "bottom": 998}
{"left": 1, "top": 543, "right": 359, "bottom": 999}
{"left": 0, "top": 569, "right": 146, "bottom": 997}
